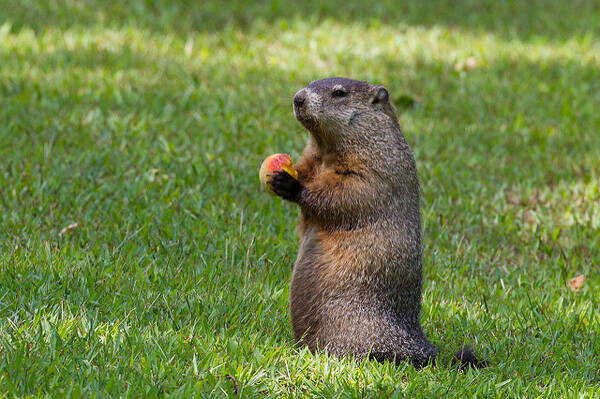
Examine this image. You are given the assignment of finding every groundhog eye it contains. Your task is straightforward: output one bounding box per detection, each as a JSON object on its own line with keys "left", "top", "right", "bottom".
{"left": 332, "top": 89, "right": 347, "bottom": 97}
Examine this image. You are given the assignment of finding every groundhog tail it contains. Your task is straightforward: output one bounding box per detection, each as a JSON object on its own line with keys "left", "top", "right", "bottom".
{"left": 451, "top": 346, "right": 488, "bottom": 369}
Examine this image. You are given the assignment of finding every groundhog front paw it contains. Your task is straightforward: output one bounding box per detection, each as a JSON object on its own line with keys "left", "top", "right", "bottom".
{"left": 267, "top": 170, "right": 302, "bottom": 202}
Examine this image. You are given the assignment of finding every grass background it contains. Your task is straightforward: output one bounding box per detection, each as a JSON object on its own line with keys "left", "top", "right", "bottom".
{"left": 1, "top": 0, "right": 599, "bottom": 397}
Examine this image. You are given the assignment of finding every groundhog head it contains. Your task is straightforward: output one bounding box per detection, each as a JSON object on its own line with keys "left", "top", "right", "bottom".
{"left": 293, "top": 77, "right": 398, "bottom": 147}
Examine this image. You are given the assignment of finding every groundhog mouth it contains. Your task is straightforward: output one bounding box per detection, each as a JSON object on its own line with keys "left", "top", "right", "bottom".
{"left": 294, "top": 108, "right": 319, "bottom": 131}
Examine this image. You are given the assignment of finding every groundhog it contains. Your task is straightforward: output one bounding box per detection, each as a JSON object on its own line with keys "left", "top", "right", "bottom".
{"left": 268, "top": 77, "right": 483, "bottom": 368}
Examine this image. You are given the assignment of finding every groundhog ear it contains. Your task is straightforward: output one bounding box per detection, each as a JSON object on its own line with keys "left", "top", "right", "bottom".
{"left": 370, "top": 86, "right": 389, "bottom": 104}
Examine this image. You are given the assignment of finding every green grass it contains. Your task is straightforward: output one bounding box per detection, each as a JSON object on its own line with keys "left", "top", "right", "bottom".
{"left": 1, "top": 1, "right": 599, "bottom": 397}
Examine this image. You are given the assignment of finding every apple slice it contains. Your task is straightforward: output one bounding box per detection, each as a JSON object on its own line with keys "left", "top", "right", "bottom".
{"left": 259, "top": 153, "right": 298, "bottom": 194}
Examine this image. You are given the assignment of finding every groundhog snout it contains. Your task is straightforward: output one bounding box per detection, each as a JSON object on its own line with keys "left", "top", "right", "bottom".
{"left": 293, "top": 88, "right": 320, "bottom": 131}
{"left": 293, "top": 88, "right": 313, "bottom": 126}
{"left": 293, "top": 89, "right": 306, "bottom": 110}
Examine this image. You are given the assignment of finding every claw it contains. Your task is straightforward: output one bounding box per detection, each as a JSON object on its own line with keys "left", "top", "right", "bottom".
{"left": 266, "top": 169, "right": 302, "bottom": 202}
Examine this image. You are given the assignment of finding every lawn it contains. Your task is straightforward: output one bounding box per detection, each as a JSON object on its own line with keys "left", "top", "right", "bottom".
{"left": 0, "top": 1, "right": 599, "bottom": 397}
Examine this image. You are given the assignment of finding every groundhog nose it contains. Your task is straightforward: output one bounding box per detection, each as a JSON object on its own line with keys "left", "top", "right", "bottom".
{"left": 294, "top": 91, "right": 306, "bottom": 108}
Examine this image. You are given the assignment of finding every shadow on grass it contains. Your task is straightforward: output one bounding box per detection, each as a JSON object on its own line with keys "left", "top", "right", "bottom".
{"left": 2, "top": 0, "right": 600, "bottom": 41}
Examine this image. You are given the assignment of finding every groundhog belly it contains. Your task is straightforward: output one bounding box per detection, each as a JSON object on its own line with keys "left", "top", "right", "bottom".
{"left": 289, "top": 221, "right": 430, "bottom": 357}
{"left": 289, "top": 224, "right": 388, "bottom": 348}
